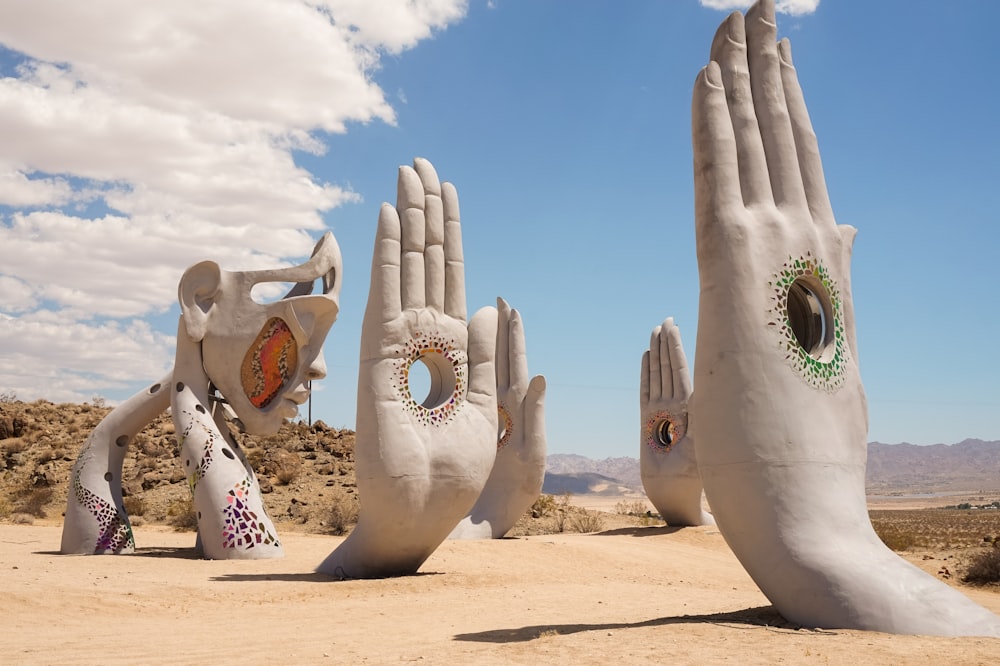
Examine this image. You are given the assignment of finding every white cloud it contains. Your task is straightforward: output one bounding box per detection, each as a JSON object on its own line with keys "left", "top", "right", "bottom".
{"left": 699, "top": 0, "right": 819, "bottom": 15}
{"left": 0, "top": 0, "right": 468, "bottom": 402}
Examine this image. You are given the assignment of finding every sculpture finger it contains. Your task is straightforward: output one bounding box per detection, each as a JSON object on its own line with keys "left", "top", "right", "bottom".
{"left": 838, "top": 224, "right": 860, "bottom": 365}
{"left": 647, "top": 324, "right": 663, "bottom": 404}
{"left": 658, "top": 318, "right": 675, "bottom": 401}
{"left": 524, "top": 374, "right": 547, "bottom": 451}
{"left": 745, "top": 0, "right": 806, "bottom": 210}
{"left": 692, "top": 62, "right": 743, "bottom": 239}
{"left": 398, "top": 164, "right": 427, "bottom": 311}
{"left": 495, "top": 297, "right": 512, "bottom": 391}
{"left": 442, "top": 181, "right": 467, "bottom": 321}
{"left": 778, "top": 39, "right": 834, "bottom": 223}
{"left": 507, "top": 307, "right": 529, "bottom": 396}
{"left": 415, "top": 158, "right": 446, "bottom": 312}
{"left": 710, "top": 11, "right": 771, "bottom": 207}
{"left": 369, "top": 202, "right": 403, "bottom": 325}
{"left": 466, "top": 305, "right": 499, "bottom": 412}
{"left": 640, "top": 349, "right": 651, "bottom": 408}
{"left": 666, "top": 318, "right": 693, "bottom": 402}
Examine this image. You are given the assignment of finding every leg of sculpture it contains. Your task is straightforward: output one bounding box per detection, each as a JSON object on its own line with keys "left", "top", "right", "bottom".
{"left": 60, "top": 375, "right": 171, "bottom": 554}
{"left": 61, "top": 232, "right": 342, "bottom": 558}
{"left": 639, "top": 318, "right": 713, "bottom": 527}
{"left": 317, "top": 158, "right": 498, "bottom": 577}
{"left": 450, "top": 297, "right": 547, "bottom": 539}
{"left": 691, "top": 0, "right": 1000, "bottom": 635}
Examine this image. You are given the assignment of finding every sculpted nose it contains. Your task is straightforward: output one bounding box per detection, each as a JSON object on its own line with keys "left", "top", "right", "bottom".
{"left": 306, "top": 352, "right": 328, "bottom": 381}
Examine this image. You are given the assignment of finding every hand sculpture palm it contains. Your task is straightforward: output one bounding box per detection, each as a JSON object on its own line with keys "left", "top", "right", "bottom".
{"left": 450, "top": 297, "right": 546, "bottom": 539}
{"left": 318, "top": 158, "right": 498, "bottom": 578}
{"left": 692, "top": 0, "right": 1000, "bottom": 635}
{"left": 639, "top": 318, "right": 713, "bottom": 527}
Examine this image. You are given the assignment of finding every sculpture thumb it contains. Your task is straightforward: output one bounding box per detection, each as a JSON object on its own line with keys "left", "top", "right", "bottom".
{"left": 465, "top": 305, "right": 499, "bottom": 410}
{"left": 524, "top": 374, "right": 547, "bottom": 445}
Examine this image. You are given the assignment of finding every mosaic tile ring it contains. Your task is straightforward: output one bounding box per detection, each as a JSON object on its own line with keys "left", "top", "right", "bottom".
{"left": 393, "top": 332, "right": 468, "bottom": 427}
{"left": 766, "top": 252, "right": 849, "bottom": 392}
{"left": 644, "top": 410, "right": 686, "bottom": 454}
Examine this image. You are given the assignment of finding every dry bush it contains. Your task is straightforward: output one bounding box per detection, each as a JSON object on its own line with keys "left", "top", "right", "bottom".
{"left": 243, "top": 447, "right": 265, "bottom": 471}
{"left": 530, "top": 493, "right": 558, "bottom": 518}
{"left": 13, "top": 486, "right": 54, "bottom": 518}
{"left": 167, "top": 497, "right": 198, "bottom": 531}
{"left": 0, "top": 390, "right": 17, "bottom": 403}
{"left": 275, "top": 466, "right": 299, "bottom": 486}
{"left": 568, "top": 510, "right": 605, "bottom": 534}
{"left": 323, "top": 488, "right": 360, "bottom": 535}
{"left": 0, "top": 496, "right": 11, "bottom": 519}
{"left": 614, "top": 499, "right": 648, "bottom": 516}
{"left": 3, "top": 438, "right": 29, "bottom": 455}
{"left": 962, "top": 546, "right": 1000, "bottom": 586}
{"left": 123, "top": 495, "right": 146, "bottom": 517}
{"left": 872, "top": 522, "right": 917, "bottom": 551}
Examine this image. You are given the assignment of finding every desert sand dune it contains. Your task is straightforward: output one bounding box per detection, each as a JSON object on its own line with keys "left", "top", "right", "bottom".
{"left": 3, "top": 522, "right": 999, "bottom": 664}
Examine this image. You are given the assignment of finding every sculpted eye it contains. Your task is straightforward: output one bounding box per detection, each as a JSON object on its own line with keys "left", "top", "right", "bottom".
{"left": 241, "top": 317, "right": 298, "bottom": 409}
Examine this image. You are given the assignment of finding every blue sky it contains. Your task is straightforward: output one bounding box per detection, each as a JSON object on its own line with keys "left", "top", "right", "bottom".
{"left": 1, "top": 1, "right": 998, "bottom": 459}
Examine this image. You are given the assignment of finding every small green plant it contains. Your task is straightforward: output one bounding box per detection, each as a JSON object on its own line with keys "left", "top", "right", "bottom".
{"left": 962, "top": 546, "right": 1000, "bottom": 586}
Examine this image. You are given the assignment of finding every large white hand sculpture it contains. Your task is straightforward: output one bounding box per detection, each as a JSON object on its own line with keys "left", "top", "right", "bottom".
{"left": 317, "top": 158, "right": 498, "bottom": 577}
{"left": 691, "top": 0, "right": 1000, "bottom": 635}
{"left": 639, "top": 318, "right": 713, "bottom": 527}
{"left": 450, "top": 297, "right": 546, "bottom": 539}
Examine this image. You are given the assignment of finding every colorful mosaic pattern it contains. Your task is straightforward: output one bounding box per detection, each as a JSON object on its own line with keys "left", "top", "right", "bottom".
{"left": 241, "top": 317, "right": 298, "bottom": 409}
{"left": 644, "top": 410, "right": 685, "bottom": 454}
{"left": 497, "top": 403, "right": 514, "bottom": 450}
{"left": 393, "top": 332, "right": 467, "bottom": 427}
{"left": 179, "top": 409, "right": 217, "bottom": 492}
{"left": 766, "top": 253, "right": 848, "bottom": 392}
{"left": 222, "top": 477, "right": 280, "bottom": 550}
{"left": 72, "top": 471, "right": 134, "bottom": 553}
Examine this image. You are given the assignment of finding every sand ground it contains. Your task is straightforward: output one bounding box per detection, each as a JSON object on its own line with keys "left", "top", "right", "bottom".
{"left": 3, "top": 519, "right": 999, "bottom": 665}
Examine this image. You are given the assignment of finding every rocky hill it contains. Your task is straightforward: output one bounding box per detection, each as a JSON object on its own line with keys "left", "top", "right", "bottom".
{"left": 3, "top": 397, "right": 999, "bottom": 536}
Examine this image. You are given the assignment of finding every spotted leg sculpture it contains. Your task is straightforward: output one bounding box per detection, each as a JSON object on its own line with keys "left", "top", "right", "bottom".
{"left": 61, "top": 233, "right": 342, "bottom": 557}
{"left": 61, "top": 377, "right": 171, "bottom": 554}
{"left": 691, "top": 0, "right": 1000, "bottom": 635}
{"left": 450, "top": 297, "right": 546, "bottom": 539}
{"left": 639, "top": 318, "right": 713, "bottom": 527}
{"left": 317, "top": 158, "right": 498, "bottom": 577}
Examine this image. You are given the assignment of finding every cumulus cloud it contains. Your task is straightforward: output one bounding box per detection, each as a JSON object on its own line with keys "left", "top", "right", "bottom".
{"left": 699, "top": 0, "right": 819, "bottom": 15}
{"left": 0, "top": 0, "right": 468, "bottom": 402}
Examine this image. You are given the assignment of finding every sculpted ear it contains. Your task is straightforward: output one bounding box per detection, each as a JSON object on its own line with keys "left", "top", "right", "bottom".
{"left": 178, "top": 261, "right": 222, "bottom": 342}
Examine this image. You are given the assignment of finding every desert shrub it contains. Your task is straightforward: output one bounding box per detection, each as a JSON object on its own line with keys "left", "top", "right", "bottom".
{"left": 568, "top": 510, "right": 605, "bottom": 534}
{"left": 167, "top": 497, "right": 198, "bottom": 531}
{"left": 0, "top": 390, "right": 17, "bottom": 403}
{"left": 123, "top": 495, "right": 146, "bottom": 517}
{"left": 324, "top": 488, "right": 360, "bottom": 535}
{"left": 11, "top": 512, "right": 34, "bottom": 524}
{"left": 3, "top": 438, "right": 29, "bottom": 455}
{"left": 13, "top": 486, "right": 53, "bottom": 518}
{"left": 244, "top": 447, "right": 265, "bottom": 471}
{"left": 962, "top": 546, "right": 1000, "bottom": 586}
{"left": 872, "top": 522, "right": 917, "bottom": 551}
{"left": 530, "top": 493, "right": 558, "bottom": 518}
{"left": 0, "top": 496, "right": 11, "bottom": 519}
{"left": 614, "top": 499, "right": 648, "bottom": 516}
{"left": 275, "top": 465, "right": 299, "bottom": 486}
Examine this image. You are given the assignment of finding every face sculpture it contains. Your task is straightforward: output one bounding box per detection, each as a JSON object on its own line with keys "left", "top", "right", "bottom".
{"left": 178, "top": 232, "right": 342, "bottom": 435}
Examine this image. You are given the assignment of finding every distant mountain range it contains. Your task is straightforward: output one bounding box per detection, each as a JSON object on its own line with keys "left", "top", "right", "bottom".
{"left": 544, "top": 439, "right": 1000, "bottom": 495}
